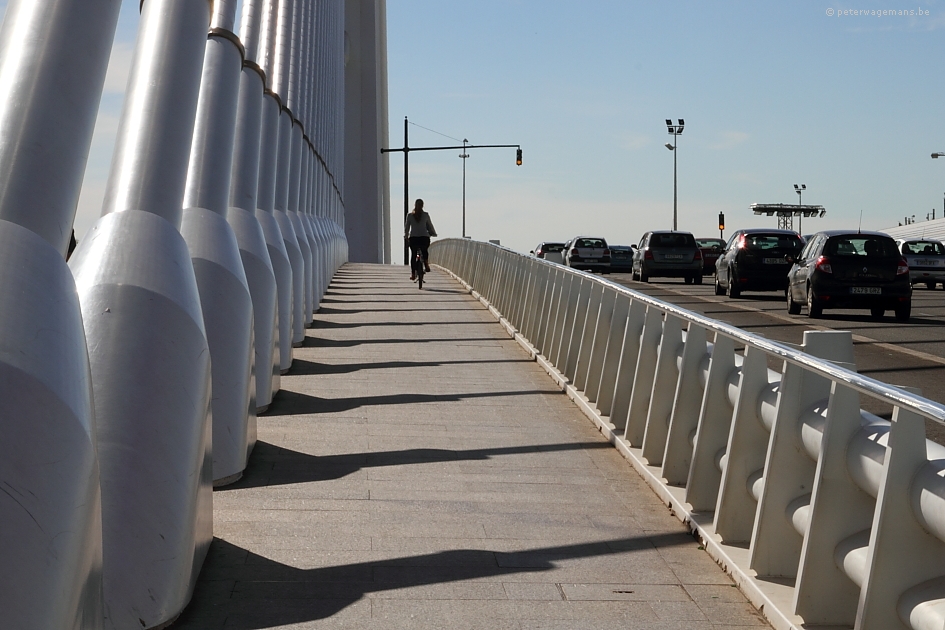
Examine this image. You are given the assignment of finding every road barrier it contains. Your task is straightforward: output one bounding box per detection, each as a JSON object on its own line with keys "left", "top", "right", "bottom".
{"left": 431, "top": 238, "right": 945, "bottom": 630}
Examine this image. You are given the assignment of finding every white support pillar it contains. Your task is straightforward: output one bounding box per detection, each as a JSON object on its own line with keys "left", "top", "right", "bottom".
{"left": 344, "top": 0, "right": 390, "bottom": 263}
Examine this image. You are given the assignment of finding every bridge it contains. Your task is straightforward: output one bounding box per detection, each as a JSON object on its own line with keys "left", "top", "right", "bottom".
{"left": 3, "top": 1, "right": 945, "bottom": 630}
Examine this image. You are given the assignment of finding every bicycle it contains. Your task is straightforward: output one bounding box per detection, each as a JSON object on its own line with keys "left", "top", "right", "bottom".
{"left": 411, "top": 249, "right": 426, "bottom": 289}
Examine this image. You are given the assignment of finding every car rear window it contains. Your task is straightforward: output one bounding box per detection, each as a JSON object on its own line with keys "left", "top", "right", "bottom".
{"left": 542, "top": 243, "right": 565, "bottom": 252}
{"left": 650, "top": 233, "right": 695, "bottom": 248}
{"left": 744, "top": 234, "right": 803, "bottom": 250}
{"left": 825, "top": 236, "right": 898, "bottom": 258}
{"left": 902, "top": 241, "right": 945, "bottom": 255}
{"left": 696, "top": 239, "right": 725, "bottom": 248}
{"left": 575, "top": 238, "right": 606, "bottom": 248}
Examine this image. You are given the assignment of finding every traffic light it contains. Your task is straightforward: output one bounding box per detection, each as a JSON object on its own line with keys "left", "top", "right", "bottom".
{"left": 516, "top": 148, "right": 522, "bottom": 166}
{"left": 718, "top": 212, "right": 725, "bottom": 231}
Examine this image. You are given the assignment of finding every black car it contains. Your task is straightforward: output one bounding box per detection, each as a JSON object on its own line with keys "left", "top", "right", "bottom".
{"left": 714, "top": 229, "right": 803, "bottom": 297}
{"left": 608, "top": 245, "right": 634, "bottom": 272}
{"left": 631, "top": 231, "right": 703, "bottom": 284}
{"left": 786, "top": 230, "right": 912, "bottom": 320}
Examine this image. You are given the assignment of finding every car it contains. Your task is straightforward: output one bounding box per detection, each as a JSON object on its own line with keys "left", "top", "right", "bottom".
{"left": 608, "top": 245, "right": 634, "bottom": 272}
{"left": 695, "top": 237, "right": 726, "bottom": 275}
{"left": 786, "top": 230, "right": 911, "bottom": 320}
{"left": 531, "top": 241, "right": 566, "bottom": 264}
{"left": 631, "top": 230, "right": 703, "bottom": 284}
{"left": 564, "top": 236, "right": 611, "bottom": 273}
{"left": 895, "top": 238, "right": 945, "bottom": 289}
{"left": 714, "top": 229, "right": 804, "bottom": 298}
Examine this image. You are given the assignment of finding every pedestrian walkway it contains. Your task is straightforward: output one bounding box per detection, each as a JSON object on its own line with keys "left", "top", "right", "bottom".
{"left": 172, "top": 263, "right": 769, "bottom": 630}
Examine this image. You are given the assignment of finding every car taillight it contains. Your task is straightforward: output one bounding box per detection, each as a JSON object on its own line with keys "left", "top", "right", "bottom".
{"left": 603, "top": 248, "right": 610, "bottom": 256}
{"left": 644, "top": 249, "right": 653, "bottom": 260}
{"left": 815, "top": 255, "right": 832, "bottom": 274}
{"left": 571, "top": 248, "right": 578, "bottom": 255}
{"left": 694, "top": 248, "right": 702, "bottom": 260}
{"left": 737, "top": 234, "right": 747, "bottom": 249}
{"left": 897, "top": 258, "right": 909, "bottom": 275}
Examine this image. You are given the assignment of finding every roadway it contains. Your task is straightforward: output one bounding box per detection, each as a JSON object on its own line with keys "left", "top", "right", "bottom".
{"left": 607, "top": 272, "right": 945, "bottom": 442}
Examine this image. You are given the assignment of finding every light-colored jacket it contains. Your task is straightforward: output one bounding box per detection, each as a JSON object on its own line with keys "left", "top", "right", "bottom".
{"left": 405, "top": 210, "right": 437, "bottom": 238}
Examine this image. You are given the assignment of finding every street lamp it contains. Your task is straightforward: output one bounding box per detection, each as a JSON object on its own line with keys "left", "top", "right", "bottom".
{"left": 665, "top": 118, "right": 684, "bottom": 230}
{"left": 931, "top": 152, "right": 945, "bottom": 158}
{"left": 459, "top": 139, "right": 470, "bottom": 238}
{"left": 794, "top": 183, "right": 806, "bottom": 233}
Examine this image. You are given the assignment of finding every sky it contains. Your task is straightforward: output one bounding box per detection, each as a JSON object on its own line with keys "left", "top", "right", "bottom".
{"left": 386, "top": 1, "right": 945, "bottom": 255}
{"left": 1, "top": 1, "right": 944, "bottom": 257}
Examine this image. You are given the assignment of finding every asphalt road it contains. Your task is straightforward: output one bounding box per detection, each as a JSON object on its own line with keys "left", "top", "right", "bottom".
{"left": 606, "top": 271, "right": 945, "bottom": 442}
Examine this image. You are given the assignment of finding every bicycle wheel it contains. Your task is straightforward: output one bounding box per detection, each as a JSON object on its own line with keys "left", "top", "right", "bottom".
{"left": 417, "top": 270, "right": 424, "bottom": 289}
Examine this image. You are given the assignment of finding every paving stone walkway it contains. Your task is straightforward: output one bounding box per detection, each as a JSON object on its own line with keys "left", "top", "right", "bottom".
{"left": 172, "top": 263, "right": 770, "bottom": 630}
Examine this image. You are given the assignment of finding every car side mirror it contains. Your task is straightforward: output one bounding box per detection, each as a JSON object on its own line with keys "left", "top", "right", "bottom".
{"left": 630, "top": 244, "right": 638, "bottom": 250}
{"left": 529, "top": 251, "right": 534, "bottom": 255}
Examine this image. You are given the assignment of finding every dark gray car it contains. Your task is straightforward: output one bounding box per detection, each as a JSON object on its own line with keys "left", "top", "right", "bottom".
{"left": 631, "top": 230, "right": 703, "bottom": 284}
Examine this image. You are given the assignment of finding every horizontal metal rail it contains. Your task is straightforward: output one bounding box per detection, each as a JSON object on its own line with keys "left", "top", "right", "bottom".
{"left": 431, "top": 238, "right": 945, "bottom": 630}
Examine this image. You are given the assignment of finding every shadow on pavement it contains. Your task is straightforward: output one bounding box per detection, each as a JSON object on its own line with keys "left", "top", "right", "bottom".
{"left": 172, "top": 531, "right": 696, "bottom": 630}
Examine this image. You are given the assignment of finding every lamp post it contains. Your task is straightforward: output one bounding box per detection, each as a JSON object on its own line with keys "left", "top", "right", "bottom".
{"left": 460, "top": 139, "right": 469, "bottom": 238}
{"left": 794, "top": 183, "right": 806, "bottom": 233}
{"left": 665, "top": 118, "right": 684, "bottom": 230}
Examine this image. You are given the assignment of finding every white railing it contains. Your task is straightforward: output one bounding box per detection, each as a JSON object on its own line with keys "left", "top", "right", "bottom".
{"left": 431, "top": 238, "right": 945, "bottom": 630}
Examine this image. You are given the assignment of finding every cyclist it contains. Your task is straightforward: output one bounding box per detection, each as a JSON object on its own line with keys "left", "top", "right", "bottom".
{"left": 404, "top": 198, "right": 437, "bottom": 280}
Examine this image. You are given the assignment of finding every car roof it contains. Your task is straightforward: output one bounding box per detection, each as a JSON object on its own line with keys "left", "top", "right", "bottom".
{"left": 897, "top": 237, "right": 942, "bottom": 243}
{"left": 734, "top": 228, "right": 800, "bottom": 235}
{"left": 810, "top": 230, "right": 892, "bottom": 238}
{"left": 647, "top": 230, "right": 694, "bottom": 235}
{"left": 538, "top": 241, "right": 564, "bottom": 246}
{"left": 609, "top": 245, "right": 632, "bottom": 250}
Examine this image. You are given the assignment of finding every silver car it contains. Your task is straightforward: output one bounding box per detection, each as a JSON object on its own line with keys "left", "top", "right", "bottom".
{"left": 896, "top": 239, "right": 945, "bottom": 289}
{"left": 531, "top": 241, "right": 566, "bottom": 264}
{"left": 563, "top": 237, "right": 611, "bottom": 273}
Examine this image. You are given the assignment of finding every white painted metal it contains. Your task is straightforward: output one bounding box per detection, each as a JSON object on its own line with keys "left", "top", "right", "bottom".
{"left": 0, "top": 0, "right": 120, "bottom": 626}
{"left": 183, "top": 0, "right": 256, "bottom": 485}
{"left": 69, "top": 0, "right": 214, "bottom": 626}
{"left": 431, "top": 238, "right": 945, "bottom": 630}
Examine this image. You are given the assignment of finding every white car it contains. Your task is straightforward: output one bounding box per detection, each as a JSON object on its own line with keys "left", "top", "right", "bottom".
{"left": 896, "top": 238, "right": 945, "bottom": 289}
{"left": 563, "top": 236, "right": 611, "bottom": 273}
{"left": 531, "top": 242, "right": 566, "bottom": 264}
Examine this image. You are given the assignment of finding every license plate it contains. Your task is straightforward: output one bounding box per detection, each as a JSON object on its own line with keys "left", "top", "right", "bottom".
{"left": 664, "top": 254, "right": 684, "bottom": 260}
{"left": 584, "top": 258, "right": 598, "bottom": 263}
{"left": 915, "top": 259, "right": 942, "bottom": 266}
{"left": 850, "top": 287, "right": 881, "bottom": 295}
{"left": 763, "top": 258, "right": 788, "bottom": 264}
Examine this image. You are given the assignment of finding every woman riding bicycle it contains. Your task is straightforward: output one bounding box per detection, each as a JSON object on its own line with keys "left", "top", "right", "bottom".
{"left": 404, "top": 199, "right": 437, "bottom": 280}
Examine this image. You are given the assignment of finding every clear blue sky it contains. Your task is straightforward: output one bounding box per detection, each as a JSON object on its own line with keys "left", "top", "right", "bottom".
{"left": 387, "top": 1, "right": 945, "bottom": 254}
{"left": 2, "top": 1, "right": 943, "bottom": 256}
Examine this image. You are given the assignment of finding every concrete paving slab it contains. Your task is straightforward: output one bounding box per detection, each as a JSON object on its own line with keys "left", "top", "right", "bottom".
{"left": 170, "top": 263, "right": 770, "bottom": 629}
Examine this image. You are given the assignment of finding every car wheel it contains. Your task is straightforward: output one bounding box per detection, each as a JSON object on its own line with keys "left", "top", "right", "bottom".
{"left": 694, "top": 274, "right": 703, "bottom": 285}
{"left": 870, "top": 307, "right": 885, "bottom": 319}
{"left": 631, "top": 270, "right": 639, "bottom": 281}
{"left": 684, "top": 275, "right": 693, "bottom": 285}
{"left": 807, "top": 285, "right": 823, "bottom": 318}
{"left": 714, "top": 277, "right": 725, "bottom": 296}
{"left": 728, "top": 275, "right": 741, "bottom": 298}
{"left": 787, "top": 288, "right": 802, "bottom": 314}
{"left": 640, "top": 272, "right": 649, "bottom": 283}
{"left": 927, "top": 281, "right": 936, "bottom": 290}
{"left": 895, "top": 303, "right": 912, "bottom": 321}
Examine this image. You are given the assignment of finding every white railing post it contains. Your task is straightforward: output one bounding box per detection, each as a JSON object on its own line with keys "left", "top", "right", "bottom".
{"left": 686, "top": 333, "right": 738, "bottom": 511}
{"left": 610, "top": 298, "right": 646, "bottom": 433}
{"left": 857, "top": 408, "right": 943, "bottom": 630}
{"left": 714, "top": 346, "right": 772, "bottom": 543}
{"left": 625, "top": 306, "right": 664, "bottom": 446}
{"left": 551, "top": 274, "right": 580, "bottom": 369}
{"left": 582, "top": 286, "right": 617, "bottom": 407}
{"left": 793, "top": 382, "right": 874, "bottom": 626}
{"left": 750, "top": 331, "right": 854, "bottom": 578}
{"left": 573, "top": 282, "right": 604, "bottom": 392}
{"left": 563, "top": 278, "right": 593, "bottom": 381}
{"left": 661, "top": 322, "right": 708, "bottom": 485}
{"left": 640, "top": 313, "right": 684, "bottom": 465}
{"left": 595, "top": 292, "right": 631, "bottom": 419}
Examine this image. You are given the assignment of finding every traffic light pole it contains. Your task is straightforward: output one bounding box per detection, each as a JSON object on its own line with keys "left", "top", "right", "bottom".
{"left": 382, "top": 117, "right": 521, "bottom": 264}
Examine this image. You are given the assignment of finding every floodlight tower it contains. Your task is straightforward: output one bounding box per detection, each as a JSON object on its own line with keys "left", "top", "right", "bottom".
{"left": 665, "top": 118, "right": 684, "bottom": 231}
{"left": 794, "top": 183, "right": 806, "bottom": 232}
